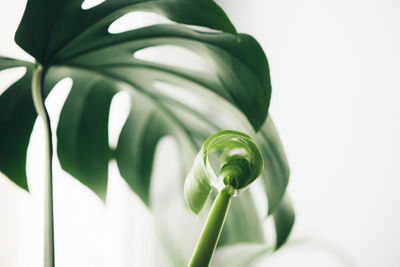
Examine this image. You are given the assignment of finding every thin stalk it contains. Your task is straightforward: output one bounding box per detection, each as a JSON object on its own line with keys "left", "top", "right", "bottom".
{"left": 32, "top": 64, "right": 55, "bottom": 267}
{"left": 188, "top": 187, "right": 233, "bottom": 267}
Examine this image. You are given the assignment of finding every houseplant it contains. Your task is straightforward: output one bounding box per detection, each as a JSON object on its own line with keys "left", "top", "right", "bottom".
{"left": 0, "top": 0, "right": 294, "bottom": 266}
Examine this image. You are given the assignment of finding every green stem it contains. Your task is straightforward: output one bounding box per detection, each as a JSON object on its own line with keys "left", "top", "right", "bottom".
{"left": 188, "top": 187, "right": 233, "bottom": 267}
{"left": 32, "top": 64, "right": 55, "bottom": 267}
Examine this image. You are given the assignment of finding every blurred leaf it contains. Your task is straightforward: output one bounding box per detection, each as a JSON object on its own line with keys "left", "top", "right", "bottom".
{"left": 116, "top": 90, "right": 172, "bottom": 205}
{"left": 0, "top": 57, "right": 35, "bottom": 190}
{"left": 219, "top": 190, "right": 264, "bottom": 247}
{"left": 158, "top": 85, "right": 290, "bottom": 216}
{"left": 213, "top": 194, "right": 296, "bottom": 267}
{"left": 254, "top": 116, "right": 290, "bottom": 215}
{"left": 147, "top": 94, "right": 294, "bottom": 259}
{"left": 8, "top": 0, "right": 272, "bottom": 202}
{"left": 273, "top": 194, "right": 295, "bottom": 249}
{"left": 212, "top": 243, "right": 271, "bottom": 267}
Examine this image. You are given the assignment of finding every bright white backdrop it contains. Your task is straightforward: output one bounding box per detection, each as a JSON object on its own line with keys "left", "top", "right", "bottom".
{"left": 1, "top": 0, "right": 400, "bottom": 266}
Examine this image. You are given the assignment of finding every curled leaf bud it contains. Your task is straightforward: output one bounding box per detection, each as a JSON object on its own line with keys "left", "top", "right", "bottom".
{"left": 184, "top": 130, "right": 263, "bottom": 214}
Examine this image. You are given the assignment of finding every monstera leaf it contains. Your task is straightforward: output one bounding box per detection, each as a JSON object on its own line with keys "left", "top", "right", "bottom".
{"left": 12, "top": 0, "right": 271, "bottom": 200}
{"left": 0, "top": 58, "right": 35, "bottom": 190}
{"left": 0, "top": 0, "right": 294, "bottom": 265}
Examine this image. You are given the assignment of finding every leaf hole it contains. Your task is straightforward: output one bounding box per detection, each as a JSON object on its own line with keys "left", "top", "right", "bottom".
{"left": 152, "top": 80, "right": 225, "bottom": 120}
{"left": 45, "top": 78, "right": 73, "bottom": 129}
{"left": 0, "top": 67, "right": 26, "bottom": 96}
{"left": 134, "top": 45, "right": 214, "bottom": 74}
{"left": 152, "top": 81, "right": 206, "bottom": 111}
{"left": 108, "top": 11, "right": 173, "bottom": 34}
{"left": 108, "top": 11, "right": 222, "bottom": 35}
{"left": 108, "top": 90, "right": 131, "bottom": 149}
{"left": 81, "top": 0, "right": 105, "bottom": 10}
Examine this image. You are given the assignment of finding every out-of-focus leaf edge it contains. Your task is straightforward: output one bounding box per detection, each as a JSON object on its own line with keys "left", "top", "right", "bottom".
{"left": 0, "top": 57, "right": 35, "bottom": 191}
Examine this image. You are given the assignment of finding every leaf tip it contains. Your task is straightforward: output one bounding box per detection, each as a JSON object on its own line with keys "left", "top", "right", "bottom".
{"left": 273, "top": 195, "right": 295, "bottom": 250}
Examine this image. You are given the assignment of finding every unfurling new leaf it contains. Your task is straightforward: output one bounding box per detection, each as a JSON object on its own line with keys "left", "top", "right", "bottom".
{"left": 184, "top": 130, "right": 263, "bottom": 214}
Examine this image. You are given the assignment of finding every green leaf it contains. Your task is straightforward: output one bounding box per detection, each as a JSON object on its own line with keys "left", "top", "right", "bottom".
{"left": 2, "top": 0, "right": 296, "bottom": 263}
{"left": 254, "top": 116, "right": 290, "bottom": 215}
{"left": 10, "top": 0, "right": 272, "bottom": 203}
{"left": 273, "top": 194, "right": 295, "bottom": 249}
{"left": 0, "top": 57, "right": 35, "bottom": 190}
{"left": 15, "top": 0, "right": 236, "bottom": 66}
{"left": 184, "top": 130, "right": 263, "bottom": 214}
{"left": 55, "top": 68, "right": 118, "bottom": 200}
{"left": 55, "top": 25, "right": 270, "bottom": 131}
{"left": 116, "top": 90, "right": 171, "bottom": 205}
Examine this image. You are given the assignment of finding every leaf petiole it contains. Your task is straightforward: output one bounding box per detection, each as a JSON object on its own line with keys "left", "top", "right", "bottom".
{"left": 188, "top": 186, "right": 234, "bottom": 267}
{"left": 32, "top": 64, "right": 55, "bottom": 267}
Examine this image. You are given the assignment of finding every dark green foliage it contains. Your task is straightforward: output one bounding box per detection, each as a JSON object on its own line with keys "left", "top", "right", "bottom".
{"left": 0, "top": 0, "right": 295, "bottom": 263}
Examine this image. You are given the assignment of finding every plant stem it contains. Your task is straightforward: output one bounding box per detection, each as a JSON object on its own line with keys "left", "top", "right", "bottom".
{"left": 188, "top": 187, "right": 233, "bottom": 267}
{"left": 32, "top": 64, "right": 55, "bottom": 267}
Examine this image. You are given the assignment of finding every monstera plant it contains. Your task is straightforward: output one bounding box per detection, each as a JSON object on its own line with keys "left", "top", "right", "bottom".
{"left": 0, "top": 0, "right": 294, "bottom": 266}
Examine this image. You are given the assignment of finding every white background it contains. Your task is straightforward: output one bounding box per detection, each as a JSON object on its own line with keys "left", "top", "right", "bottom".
{"left": 1, "top": 0, "right": 400, "bottom": 266}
